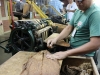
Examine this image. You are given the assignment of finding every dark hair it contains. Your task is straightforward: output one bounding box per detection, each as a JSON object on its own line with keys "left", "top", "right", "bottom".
{"left": 59, "top": 0, "right": 64, "bottom": 2}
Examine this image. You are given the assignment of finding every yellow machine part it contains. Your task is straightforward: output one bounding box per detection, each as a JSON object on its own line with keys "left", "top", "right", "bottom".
{"left": 26, "top": 0, "right": 53, "bottom": 25}
{"left": 26, "top": 0, "right": 48, "bottom": 19}
{"left": 46, "top": 5, "right": 62, "bottom": 16}
{"left": 7, "top": 1, "right": 16, "bottom": 24}
{"left": 7, "top": 1, "right": 11, "bottom": 23}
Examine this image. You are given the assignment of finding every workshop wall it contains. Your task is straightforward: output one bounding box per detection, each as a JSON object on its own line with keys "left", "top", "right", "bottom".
{"left": 0, "top": 0, "right": 11, "bottom": 35}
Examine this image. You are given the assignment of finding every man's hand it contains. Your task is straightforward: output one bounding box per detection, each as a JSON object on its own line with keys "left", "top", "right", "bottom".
{"left": 46, "top": 51, "right": 68, "bottom": 60}
{"left": 47, "top": 38, "right": 58, "bottom": 48}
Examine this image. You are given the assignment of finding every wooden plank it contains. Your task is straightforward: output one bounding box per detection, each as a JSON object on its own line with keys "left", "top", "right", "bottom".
{"left": 42, "top": 51, "right": 61, "bottom": 75}
{"left": 20, "top": 51, "right": 43, "bottom": 75}
{"left": 0, "top": 51, "right": 98, "bottom": 75}
{"left": 21, "top": 50, "right": 62, "bottom": 75}
{"left": 44, "top": 33, "right": 70, "bottom": 47}
{"left": 0, "top": 51, "right": 36, "bottom": 75}
{"left": 0, "top": 50, "right": 62, "bottom": 75}
{"left": 90, "top": 57, "right": 99, "bottom": 75}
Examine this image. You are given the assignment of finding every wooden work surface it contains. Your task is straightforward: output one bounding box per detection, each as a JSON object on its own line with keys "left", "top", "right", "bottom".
{"left": 44, "top": 33, "right": 70, "bottom": 47}
{"left": 0, "top": 51, "right": 99, "bottom": 75}
{"left": 0, "top": 51, "right": 35, "bottom": 75}
{"left": 0, "top": 51, "right": 62, "bottom": 75}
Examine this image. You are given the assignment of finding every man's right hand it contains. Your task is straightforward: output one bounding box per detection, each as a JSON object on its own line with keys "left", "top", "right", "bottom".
{"left": 47, "top": 38, "right": 58, "bottom": 48}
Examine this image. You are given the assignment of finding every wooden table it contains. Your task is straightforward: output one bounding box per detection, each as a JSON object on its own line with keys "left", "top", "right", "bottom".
{"left": 0, "top": 51, "right": 62, "bottom": 75}
{"left": 0, "top": 51, "right": 36, "bottom": 75}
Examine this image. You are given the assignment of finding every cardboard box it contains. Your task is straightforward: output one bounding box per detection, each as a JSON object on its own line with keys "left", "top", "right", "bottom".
{"left": 61, "top": 56, "right": 99, "bottom": 75}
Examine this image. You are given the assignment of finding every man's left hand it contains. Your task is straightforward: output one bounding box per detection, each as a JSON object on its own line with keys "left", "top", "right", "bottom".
{"left": 46, "top": 51, "right": 68, "bottom": 60}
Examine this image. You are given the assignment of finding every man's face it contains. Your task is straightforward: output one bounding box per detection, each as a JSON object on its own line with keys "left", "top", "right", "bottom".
{"left": 75, "top": 0, "right": 92, "bottom": 11}
{"left": 68, "top": 0, "right": 73, "bottom": 3}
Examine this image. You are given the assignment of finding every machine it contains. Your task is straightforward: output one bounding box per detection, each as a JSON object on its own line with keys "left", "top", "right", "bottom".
{"left": 0, "top": 0, "right": 67, "bottom": 55}
{"left": 5, "top": 19, "right": 56, "bottom": 55}
{"left": 27, "top": 0, "right": 67, "bottom": 25}
{"left": 5, "top": 19, "right": 67, "bottom": 55}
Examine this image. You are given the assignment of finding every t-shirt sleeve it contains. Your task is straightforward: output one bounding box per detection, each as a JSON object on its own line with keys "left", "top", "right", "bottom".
{"left": 89, "top": 11, "right": 100, "bottom": 37}
{"left": 69, "top": 15, "right": 74, "bottom": 26}
{"left": 69, "top": 10, "right": 78, "bottom": 26}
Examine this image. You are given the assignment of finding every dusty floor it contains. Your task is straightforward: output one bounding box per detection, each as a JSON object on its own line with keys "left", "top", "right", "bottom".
{"left": 0, "top": 32, "right": 12, "bottom": 65}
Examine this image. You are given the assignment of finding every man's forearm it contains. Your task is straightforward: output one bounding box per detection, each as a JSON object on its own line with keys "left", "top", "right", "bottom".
{"left": 56, "top": 25, "right": 73, "bottom": 41}
{"left": 61, "top": 9, "right": 66, "bottom": 14}
{"left": 67, "top": 9, "right": 76, "bottom": 12}
{"left": 66, "top": 38, "right": 100, "bottom": 56}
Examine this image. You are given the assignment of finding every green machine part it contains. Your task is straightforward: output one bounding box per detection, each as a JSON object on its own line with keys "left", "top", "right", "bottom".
{"left": 6, "top": 20, "right": 53, "bottom": 55}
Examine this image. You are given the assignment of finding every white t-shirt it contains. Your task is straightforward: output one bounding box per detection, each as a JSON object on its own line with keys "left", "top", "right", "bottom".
{"left": 66, "top": 2, "right": 78, "bottom": 21}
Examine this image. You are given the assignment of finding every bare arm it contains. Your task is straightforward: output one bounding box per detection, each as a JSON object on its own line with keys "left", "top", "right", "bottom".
{"left": 46, "top": 37, "right": 100, "bottom": 59}
{"left": 67, "top": 9, "right": 76, "bottom": 12}
{"left": 60, "top": 9, "right": 66, "bottom": 14}
{"left": 47, "top": 24, "right": 73, "bottom": 48}
{"left": 56, "top": 24, "right": 73, "bottom": 42}
{"left": 66, "top": 37, "right": 100, "bottom": 56}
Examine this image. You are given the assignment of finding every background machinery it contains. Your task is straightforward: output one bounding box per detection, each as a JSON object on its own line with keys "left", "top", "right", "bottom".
{"left": 26, "top": 0, "right": 67, "bottom": 25}
{"left": 6, "top": 19, "right": 54, "bottom": 55}
{"left": 0, "top": 0, "right": 67, "bottom": 55}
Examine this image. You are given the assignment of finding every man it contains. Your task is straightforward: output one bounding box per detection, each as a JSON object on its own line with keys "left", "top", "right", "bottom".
{"left": 46, "top": 0, "right": 100, "bottom": 72}
{"left": 66, "top": 0, "right": 78, "bottom": 22}
{"left": 13, "top": 0, "right": 25, "bottom": 20}
{"left": 48, "top": 0, "right": 65, "bottom": 16}
{"left": 13, "top": 0, "right": 30, "bottom": 20}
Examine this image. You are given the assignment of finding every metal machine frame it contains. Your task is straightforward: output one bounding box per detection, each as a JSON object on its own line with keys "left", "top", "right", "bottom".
{"left": 0, "top": 0, "right": 66, "bottom": 55}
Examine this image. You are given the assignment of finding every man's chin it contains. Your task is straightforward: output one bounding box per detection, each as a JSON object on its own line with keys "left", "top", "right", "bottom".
{"left": 78, "top": 7, "right": 84, "bottom": 11}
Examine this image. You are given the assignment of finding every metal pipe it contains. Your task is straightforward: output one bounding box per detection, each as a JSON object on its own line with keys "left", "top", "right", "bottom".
{"left": 0, "top": 39, "right": 9, "bottom": 44}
